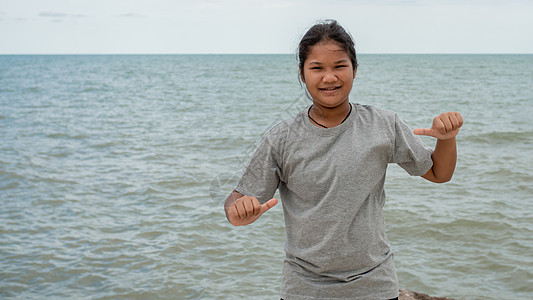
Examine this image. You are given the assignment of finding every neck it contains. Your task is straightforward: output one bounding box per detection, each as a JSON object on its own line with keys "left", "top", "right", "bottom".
{"left": 309, "top": 101, "right": 352, "bottom": 128}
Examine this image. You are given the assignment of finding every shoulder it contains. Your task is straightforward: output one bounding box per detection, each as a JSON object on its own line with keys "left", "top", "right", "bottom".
{"left": 354, "top": 103, "right": 396, "bottom": 116}
{"left": 263, "top": 107, "right": 307, "bottom": 140}
{"left": 353, "top": 103, "right": 399, "bottom": 127}
{"left": 256, "top": 111, "right": 298, "bottom": 151}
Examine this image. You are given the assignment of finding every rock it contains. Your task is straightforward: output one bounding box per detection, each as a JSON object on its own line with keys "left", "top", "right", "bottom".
{"left": 399, "top": 288, "right": 455, "bottom": 300}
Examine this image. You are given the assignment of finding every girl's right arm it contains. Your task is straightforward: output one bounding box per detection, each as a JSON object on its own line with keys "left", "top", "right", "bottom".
{"left": 224, "top": 190, "right": 278, "bottom": 226}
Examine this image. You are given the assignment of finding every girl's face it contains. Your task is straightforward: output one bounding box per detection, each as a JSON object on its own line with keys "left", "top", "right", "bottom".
{"left": 301, "top": 41, "right": 356, "bottom": 109}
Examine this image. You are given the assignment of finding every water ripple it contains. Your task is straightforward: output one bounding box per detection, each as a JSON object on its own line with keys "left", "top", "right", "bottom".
{"left": 1, "top": 54, "right": 532, "bottom": 299}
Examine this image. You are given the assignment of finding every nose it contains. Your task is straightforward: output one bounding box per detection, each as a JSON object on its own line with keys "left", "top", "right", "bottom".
{"left": 323, "top": 71, "right": 337, "bottom": 83}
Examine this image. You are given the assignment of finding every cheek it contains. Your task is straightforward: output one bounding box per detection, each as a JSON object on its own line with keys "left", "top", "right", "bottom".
{"left": 303, "top": 72, "right": 320, "bottom": 86}
{"left": 301, "top": 70, "right": 312, "bottom": 84}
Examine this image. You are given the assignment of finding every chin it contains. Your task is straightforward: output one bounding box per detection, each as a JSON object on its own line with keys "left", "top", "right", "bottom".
{"left": 314, "top": 98, "right": 349, "bottom": 108}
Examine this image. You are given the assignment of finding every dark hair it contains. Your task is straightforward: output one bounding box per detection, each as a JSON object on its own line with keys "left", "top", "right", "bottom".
{"left": 297, "top": 20, "right": 358, "bottom": 80}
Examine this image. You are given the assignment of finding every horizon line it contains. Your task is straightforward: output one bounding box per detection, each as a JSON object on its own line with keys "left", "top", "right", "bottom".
{"left": 1, "top": 52, "right": 532, "bottom": 56}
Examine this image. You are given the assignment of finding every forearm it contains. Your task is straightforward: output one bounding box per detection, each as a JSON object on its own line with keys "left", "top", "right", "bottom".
{"left": 423, "top": 137, "right": 457, "bottom": 183}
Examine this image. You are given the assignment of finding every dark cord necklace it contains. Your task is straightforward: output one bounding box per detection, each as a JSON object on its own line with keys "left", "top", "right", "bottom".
{"left": 308, "top": 104, "right": 352, "bottom": 128}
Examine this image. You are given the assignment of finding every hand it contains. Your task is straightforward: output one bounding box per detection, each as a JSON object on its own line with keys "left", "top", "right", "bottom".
{"left": 226, "top": 196, "right": 278, "bottom": 226}
{"left": 414, "top": 112, "right": 463, "bottom": 140}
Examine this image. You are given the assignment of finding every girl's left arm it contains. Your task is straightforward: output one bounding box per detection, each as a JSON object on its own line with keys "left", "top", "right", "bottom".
{"left": 414, "top": 112, "right": 463, "bottom": 183}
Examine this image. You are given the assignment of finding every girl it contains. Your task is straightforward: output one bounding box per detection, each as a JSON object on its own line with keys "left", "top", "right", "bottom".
{"left": 224, "top": 20, "right": 463, "bottom": 300}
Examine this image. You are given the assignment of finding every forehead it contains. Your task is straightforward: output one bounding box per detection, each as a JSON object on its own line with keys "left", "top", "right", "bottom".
{"left": 305, "top": 41, "right": 350, "bottom": 64}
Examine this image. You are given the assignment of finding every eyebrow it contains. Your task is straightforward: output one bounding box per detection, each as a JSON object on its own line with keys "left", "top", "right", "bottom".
{"left": 308, "top": 59, "right": 349, "bottom": 65}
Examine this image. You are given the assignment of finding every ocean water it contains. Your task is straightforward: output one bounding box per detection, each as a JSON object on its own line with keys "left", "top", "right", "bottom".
{"left": 0, "top": 54, "right": 532, "bottom": 299}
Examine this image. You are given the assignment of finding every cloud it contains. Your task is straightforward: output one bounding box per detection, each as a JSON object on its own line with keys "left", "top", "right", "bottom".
{"left": 261, "top": 1, "right": 297, "bottom": 9}
{"left": 39, "top": 11, "right": 68, "bottom": 18}
{"left": 195, "top": 2, "right": 223, "bottom": 10}
{"left": 37, "top": 11, "right": 87, "bottom": 22}
{"left": 117, "top": 13, "right": 147, "bottom": 18}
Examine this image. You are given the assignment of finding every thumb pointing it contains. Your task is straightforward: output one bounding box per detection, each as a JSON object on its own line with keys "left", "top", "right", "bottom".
{"left": 259, "top": 198, "right": 278, "bottom": 215}
{"left": 413, "top": 128, "right": 433, "bottom": 136}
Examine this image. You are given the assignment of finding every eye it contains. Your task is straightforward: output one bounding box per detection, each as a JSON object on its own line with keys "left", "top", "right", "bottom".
{"left": 310, "top": 66, "right": 322, "bottom": 70}
{"left": 335, "top": 65, "right": 348, "bottom": 69}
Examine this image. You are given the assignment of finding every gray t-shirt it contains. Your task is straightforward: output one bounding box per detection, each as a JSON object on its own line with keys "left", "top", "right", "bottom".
{"left": 235, "top": 103, "right": 433, "bottom": 300}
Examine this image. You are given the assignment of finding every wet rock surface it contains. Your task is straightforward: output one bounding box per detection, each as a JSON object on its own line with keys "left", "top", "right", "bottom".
{"left": 399, "top": 288, "right": 455, "bottom": 300}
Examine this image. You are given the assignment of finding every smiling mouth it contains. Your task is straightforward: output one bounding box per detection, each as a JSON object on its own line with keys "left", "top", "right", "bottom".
{"left": 319, "top": 86, "right": 341, "bottom": 91}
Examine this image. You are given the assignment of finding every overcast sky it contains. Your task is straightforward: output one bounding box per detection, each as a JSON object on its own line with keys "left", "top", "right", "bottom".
{"left": 1, "top": 0, "right": 532, "bottom": 54}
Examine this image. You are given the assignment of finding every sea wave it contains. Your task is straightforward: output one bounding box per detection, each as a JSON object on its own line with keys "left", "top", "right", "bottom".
{"left": 1, "top": 54, "right": 532, "bottom": 299}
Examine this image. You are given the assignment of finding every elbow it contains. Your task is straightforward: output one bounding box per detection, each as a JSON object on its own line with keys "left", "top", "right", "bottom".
{"left": 423, "top": 168, "right": 453, "bottom": 183}
{"left": 435, "top": 178, "right": 451, "bottom": 184}
{"left": 433, "top": 174, "right": 453, "bottom": 183}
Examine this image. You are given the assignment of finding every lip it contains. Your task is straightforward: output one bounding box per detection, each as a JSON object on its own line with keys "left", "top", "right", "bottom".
{"left": 319, "top": 86, "right": 341, "bottom": 94}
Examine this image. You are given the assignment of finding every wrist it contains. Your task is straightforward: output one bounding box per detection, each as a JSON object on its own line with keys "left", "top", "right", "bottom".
{"left": 437, "top": 136, "right": 456, "bottom": 142}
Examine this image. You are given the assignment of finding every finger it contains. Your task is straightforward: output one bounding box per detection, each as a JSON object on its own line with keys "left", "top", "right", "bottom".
{"left": 433, "top": 117, "right": 447, "bottom": 135}
{"left": 259, "top": 198, "right": 278, "bottom": 215}
{"left": 242, "top": 198, "right": 255, "bottom": 218}
{"left": 230, "top": 202, "right": 242, "bottom": 220}
{"left": 252, "top": 198, "right": 261, "bottom": 216}
{"left": 413, "top": 128, "right": 434, "bottom": 136}
{"left": 235, "top": 199, "right": 246, "bottom": 219}
{"left": 431, "top": 116, "right": 446, "bottom": 134}
{"left": 448, "top": 113, "right": 460, "bottom": 130}
{"left": 445, "top": 114, "right": 455, "bottom": 132}
{"left": 455, "top": 112, "right": 464, "bottom": 128}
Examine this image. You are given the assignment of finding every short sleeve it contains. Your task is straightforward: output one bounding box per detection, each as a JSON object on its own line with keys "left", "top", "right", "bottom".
{"left": 390, "top": 113, "right": 434, "bottom": 176}
{"left": 234, "top": 133, "right": 282, "bottom": 204}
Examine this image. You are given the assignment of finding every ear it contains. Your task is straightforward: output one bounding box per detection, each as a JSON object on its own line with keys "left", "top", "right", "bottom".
{"left": 353, "top": 68, "right": 357, "bottom": 79}
{"left": 300, "top": 71, "right": 306, "bottom": 83}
